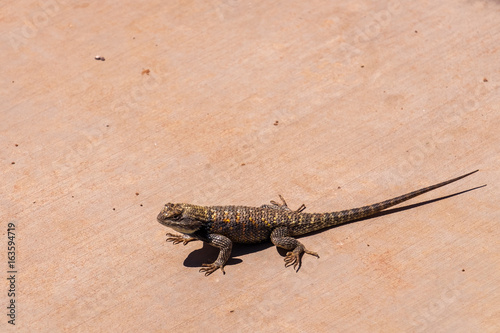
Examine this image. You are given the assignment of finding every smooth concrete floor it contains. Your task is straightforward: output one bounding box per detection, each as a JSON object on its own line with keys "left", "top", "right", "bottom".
{"left": 1, "top": 1, "right": 499, "bottom": 332}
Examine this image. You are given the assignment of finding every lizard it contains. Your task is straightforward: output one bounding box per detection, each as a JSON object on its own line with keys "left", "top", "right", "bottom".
{"left": 157, "top": 170, "right": 478, "bottom": 276}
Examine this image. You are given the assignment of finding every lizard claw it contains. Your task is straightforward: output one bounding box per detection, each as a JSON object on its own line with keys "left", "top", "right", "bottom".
{"left": 199, "top": 263, "right": 225, "bottom": 276}
{"left": 284, "top": 249, "right": 319, "bottom": 271}
{"left": 284, "top": 252, "right": 300, "bottom": 270}
{"left": 295, "top": 203, "right": 307, "bottom": 213}
{"left": 269, "top": 195, "right": 307, "bottom": 213}
{"left": 166, "top": 233, "right": 195, "bottom": 245}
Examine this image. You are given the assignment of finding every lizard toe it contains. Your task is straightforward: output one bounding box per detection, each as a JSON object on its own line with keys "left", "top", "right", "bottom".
{"left": 305, "top": 249, "right": 320, "bottom": 258}
{"left": 284, "top": 252, "right": 300, "bottom": 270}
{"left": 166, "top": 233, "right": 183, "bottom": 245}
{"left": 199, "top": 263, "right": 224, "bottom": 276}
{"left": 166, "top": 233, "right": 195, "bottom": 245}
{"left": 283, "top": 247, "right": 319, "bottom": 271}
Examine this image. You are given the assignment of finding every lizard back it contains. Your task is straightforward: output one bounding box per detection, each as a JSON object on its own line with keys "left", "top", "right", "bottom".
{"left": 195, "top": 170, "right": 479, "bottom": 243}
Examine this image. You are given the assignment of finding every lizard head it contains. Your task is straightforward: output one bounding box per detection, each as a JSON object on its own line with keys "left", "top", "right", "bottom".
{"left": 157, "top": 203, "right": 203, "bottom": 234}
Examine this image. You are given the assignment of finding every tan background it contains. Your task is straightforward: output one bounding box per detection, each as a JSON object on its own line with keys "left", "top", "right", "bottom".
{"left": 1, "top": 0, "right": 499, "bottom": 332}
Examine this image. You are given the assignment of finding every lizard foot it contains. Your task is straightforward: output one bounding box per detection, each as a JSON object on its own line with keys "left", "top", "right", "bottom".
{"left": 199, "top": 263, "right": 225, "bottom": 276}
{"left": 284, "top": 249, "right": 319, "bottom": 271}
{"left": 166, "top": 233, "right": 196, "bottom": 245}
{"left": 268, "top": 195, "right": 307, "bottom": 213}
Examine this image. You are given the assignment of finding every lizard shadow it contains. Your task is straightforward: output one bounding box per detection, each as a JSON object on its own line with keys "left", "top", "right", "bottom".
{"left": 182, "top": 242, "right": 274, "bottom": 269}
{"left": 182, "top": 185, "right": 485, "bottom": 269}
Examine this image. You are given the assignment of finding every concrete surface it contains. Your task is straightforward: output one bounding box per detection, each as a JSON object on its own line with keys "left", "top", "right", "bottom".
{"left": 1, "top": 0, "right": 499, "bottom": 332}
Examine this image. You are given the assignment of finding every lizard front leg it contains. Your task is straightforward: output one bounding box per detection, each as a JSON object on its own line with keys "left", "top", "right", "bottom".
{"left": 271, "top": 227, "right": 319, "bottom": 271}
{"left": 199, "top": 234, "right": 233, "bottom": 276}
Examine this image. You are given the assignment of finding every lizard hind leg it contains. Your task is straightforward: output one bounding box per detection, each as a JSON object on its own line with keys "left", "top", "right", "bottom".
{"left": 263, "top": 195, "right": 307, "bottom": 213}
{"left": 270, "top": 227, "right": 319, "bottom": 271}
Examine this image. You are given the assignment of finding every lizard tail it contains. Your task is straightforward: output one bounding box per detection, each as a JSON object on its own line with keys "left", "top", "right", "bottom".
{"left": 325, "top": 169, "right": 479, "bottom": 225}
